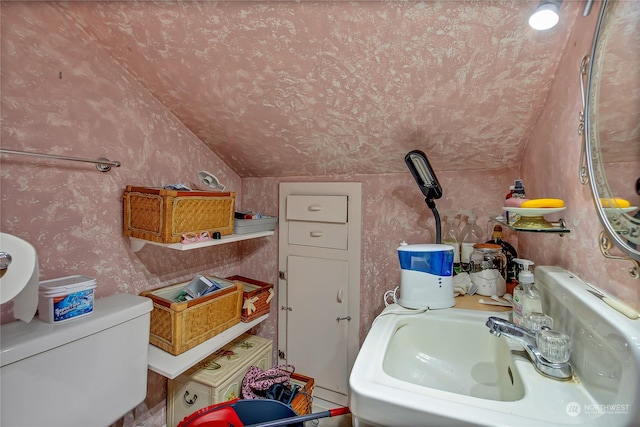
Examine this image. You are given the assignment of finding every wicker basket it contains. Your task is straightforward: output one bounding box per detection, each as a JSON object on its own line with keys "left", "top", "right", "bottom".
{"left": 140, "top": 281, "right": 242, "bottom": 355}
{"left": 123, "top": 186, "right": 235, "bottom": 243}
{"left": 290, "top": 373, "right": 314, "bottom": 416}
{"left": 225, "top": 275, "right": 274, "bottom": 322}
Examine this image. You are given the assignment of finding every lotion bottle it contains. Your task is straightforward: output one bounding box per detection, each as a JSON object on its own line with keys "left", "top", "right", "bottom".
{"left": 512, "top": 258, "right": 536, "bottom": 325}
{"left": 521, "top": 265, "right": 542, "bottom": 320}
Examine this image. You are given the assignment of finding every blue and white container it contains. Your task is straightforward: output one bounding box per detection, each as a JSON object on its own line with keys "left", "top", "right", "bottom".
{"left": 38, "top": 275, "right": 97, "bottom": 323}
{"left": 397, "top": 243, "right": 454, "bottom": 309}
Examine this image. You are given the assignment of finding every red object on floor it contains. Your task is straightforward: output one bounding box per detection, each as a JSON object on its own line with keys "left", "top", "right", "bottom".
{"left": 177, "top": 398, "right": 351, "bottom": 427}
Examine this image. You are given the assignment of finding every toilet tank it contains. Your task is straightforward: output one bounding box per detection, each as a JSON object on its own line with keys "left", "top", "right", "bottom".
{"left": 1, "top": 293, "right": 153, "bottom": 427}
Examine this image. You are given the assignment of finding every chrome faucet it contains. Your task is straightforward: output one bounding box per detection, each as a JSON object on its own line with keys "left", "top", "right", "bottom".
{"left": 485, "top": 316, "right": 573, "bottom": 380}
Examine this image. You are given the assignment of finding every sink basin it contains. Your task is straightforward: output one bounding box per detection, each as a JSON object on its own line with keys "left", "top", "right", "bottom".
{"left": 382, "top": 311, "right": 524, "bottom": 401}
{"left": 349, "top": 266, "right": 640, "bottom": 427}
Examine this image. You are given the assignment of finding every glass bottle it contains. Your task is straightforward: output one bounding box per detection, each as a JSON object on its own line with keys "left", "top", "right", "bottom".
{"left": 442, "top": 216, "right": 461, "bottom": 275}
{"left": 460, "top": 212, "right": 484, "bottom": 272}
{"left": 469, "top": 243, "right": 507, "bottom": 296}
{"left": 486, "top": 225, "right": 518, "bottom": 282}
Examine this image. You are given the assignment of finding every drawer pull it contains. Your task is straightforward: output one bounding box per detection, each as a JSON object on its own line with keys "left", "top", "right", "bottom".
{"left": 308, "top": 204, "right": 323, "bottom": 212}
{"left": 184, "top": 390, "right": 198, "bottom": 406}
{"left": 310, "top": 231, "right": 324, "bottom": 238}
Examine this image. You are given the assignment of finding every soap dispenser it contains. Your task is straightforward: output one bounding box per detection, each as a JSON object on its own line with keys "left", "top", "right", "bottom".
{"left": 512, "top": 258, "right": 541, "bottom": 325}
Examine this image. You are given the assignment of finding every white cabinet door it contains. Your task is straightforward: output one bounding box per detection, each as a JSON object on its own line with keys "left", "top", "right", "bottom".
{"left": 278, "top": 183, "right": 361, "bottom": 407}
{"left": 286, "top": 255, "right": 350, "bottom": 396}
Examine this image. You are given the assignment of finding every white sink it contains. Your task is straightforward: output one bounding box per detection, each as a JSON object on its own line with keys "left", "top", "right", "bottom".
{"left": 349, "top": 266, "right": 640, "bottom": 427}
{"left": 382, "top": 310, "right": 524, "bottom": 402}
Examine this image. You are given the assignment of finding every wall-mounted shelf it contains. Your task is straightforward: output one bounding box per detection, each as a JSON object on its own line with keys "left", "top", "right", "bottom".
{"left": 148, "top": 314, "right": 269, "bottom": 379}
{"left": 129, "top": 230, "right": 275, "bottom": 252}
{"left": 495, "top": 216, "right": 570, "bottom": 235}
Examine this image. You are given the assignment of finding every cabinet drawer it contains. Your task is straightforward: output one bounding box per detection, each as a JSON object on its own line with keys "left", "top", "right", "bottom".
{"left": 288, "top": 222, "right": 348, "bottom": 250}
{"left": 214, "top": 351, "right": 272, "bottom": 403}
{"left": 168, "top": 379, "right": 211, "bottom": 427}
{"left": 167, "top": 334, "right": 272, "bottom": 427}
{"left": 286, "top": 195, "right": 348, "bottom": 223}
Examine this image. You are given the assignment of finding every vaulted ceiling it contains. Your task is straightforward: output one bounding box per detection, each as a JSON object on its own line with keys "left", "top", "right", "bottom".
{"left": 59, "top": 0, "right": 581, "bottom": 177}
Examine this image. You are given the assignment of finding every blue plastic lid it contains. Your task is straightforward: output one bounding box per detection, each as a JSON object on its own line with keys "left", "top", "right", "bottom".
{"left": 398, "top": 244, "right": 454, "bottom": 276}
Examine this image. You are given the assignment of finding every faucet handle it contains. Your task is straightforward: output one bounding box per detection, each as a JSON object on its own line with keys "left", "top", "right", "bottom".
{"left": 537, "top": 330, "right": 571, "bottom": 363}
{"left": 525, "top": 312, "right": 554, "bottom": 332}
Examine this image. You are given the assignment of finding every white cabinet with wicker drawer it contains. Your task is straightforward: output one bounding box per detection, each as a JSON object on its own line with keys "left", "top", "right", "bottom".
{"left": 167, "top": 333, "right": 272, "bottom": 427}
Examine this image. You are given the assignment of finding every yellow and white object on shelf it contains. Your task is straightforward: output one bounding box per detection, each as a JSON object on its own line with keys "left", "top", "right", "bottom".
{"left": 520, "top": 198, "right": 565, "bottom": 209}
{"left": 502, "top": 198, "right": 567, "bottom": 230}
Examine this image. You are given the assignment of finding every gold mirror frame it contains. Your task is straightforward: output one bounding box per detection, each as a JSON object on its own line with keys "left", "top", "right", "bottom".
{"left": 584, "top": 0, "right": 640, "bottom": 278}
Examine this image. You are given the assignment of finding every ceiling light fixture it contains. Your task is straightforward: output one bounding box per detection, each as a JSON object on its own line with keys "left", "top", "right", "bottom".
{"left": 529, "top": 1, "right": 562, "bottom": 31}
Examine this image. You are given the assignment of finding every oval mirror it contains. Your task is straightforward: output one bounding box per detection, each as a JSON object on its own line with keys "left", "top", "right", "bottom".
{"left": 584, "top": 0, "right": 640, "bottom": 276}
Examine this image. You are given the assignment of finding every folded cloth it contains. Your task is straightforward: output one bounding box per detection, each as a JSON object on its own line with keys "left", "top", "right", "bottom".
{"left": 453, "top": 272, "right": 472, "bottom": 297}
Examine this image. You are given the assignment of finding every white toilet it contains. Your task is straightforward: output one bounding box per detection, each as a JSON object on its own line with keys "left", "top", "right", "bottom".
{"left": 1, "top": 293, "right": 153, "bottom": 427}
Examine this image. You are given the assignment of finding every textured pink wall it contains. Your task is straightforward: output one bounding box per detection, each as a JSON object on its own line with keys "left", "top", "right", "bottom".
{"left": 1, "top": 1, "right": 244, "bottom": 315}
{"left": 0, "top": 2, "right": 245, "bottom": 420}
{"left": 242, "top": 170, "right": 521, "bottom": 344}
{"left": 520, "top": 2, "right": 639, "bottom": 310}
{"left": 54, "top": 0, "right": 580, "bottom": 178}
{"left": 2, "top": 1, "right": 638, "bottom": 426}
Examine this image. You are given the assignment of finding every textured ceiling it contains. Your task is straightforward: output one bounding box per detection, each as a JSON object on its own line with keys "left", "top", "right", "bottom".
{"left": 59, "top": 0, "right": 581, "bottom": 178}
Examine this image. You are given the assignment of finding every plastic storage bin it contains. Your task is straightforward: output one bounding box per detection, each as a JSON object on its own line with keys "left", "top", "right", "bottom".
{"left": 233, "top": 216, "right": 277, "bottom": 235}
{"left": 38, "top": 275, "right": 97, "bottom": 323}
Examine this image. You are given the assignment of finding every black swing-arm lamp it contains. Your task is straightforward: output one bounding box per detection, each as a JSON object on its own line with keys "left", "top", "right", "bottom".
{"left": 404, "top": 150, "right": 444, "bottom": 244}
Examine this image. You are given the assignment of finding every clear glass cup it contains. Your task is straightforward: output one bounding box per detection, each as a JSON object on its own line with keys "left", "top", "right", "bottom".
{"left": 537, "top": 330, "right": 571, "bottom": 363}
